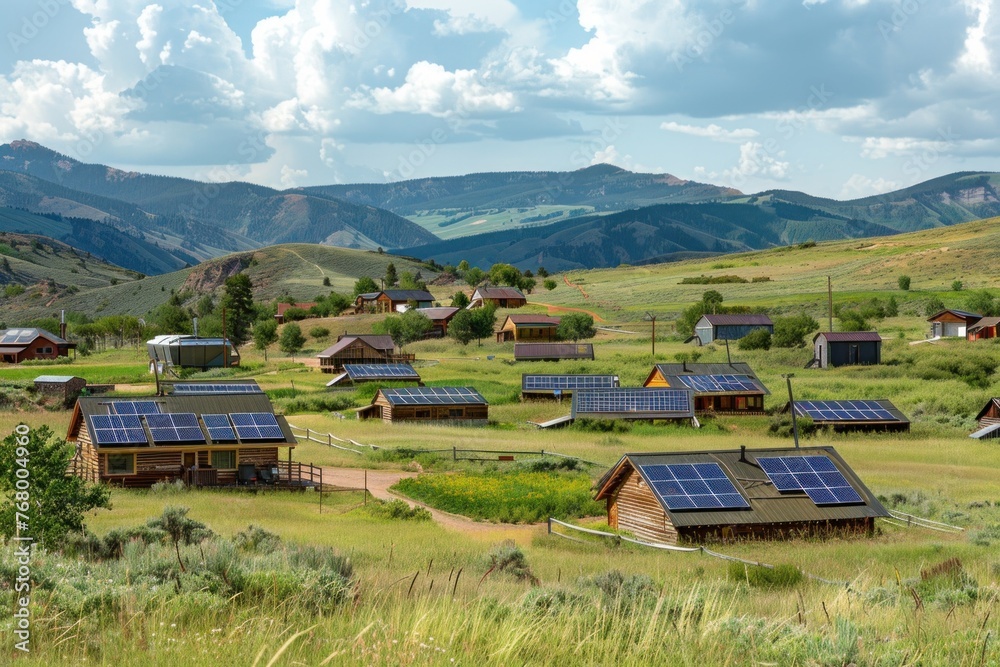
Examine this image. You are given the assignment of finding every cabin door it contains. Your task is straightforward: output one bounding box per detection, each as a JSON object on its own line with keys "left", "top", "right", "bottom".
{"left": 183, "top": 452, "right": 196, "bottom": 468}
{"left": 850, "top": 344, "right": 859, "bottom": 364}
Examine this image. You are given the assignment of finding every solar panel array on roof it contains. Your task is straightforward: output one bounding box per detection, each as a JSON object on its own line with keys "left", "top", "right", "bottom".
{"left": 230, "top": 412, "right": 284, "bottom": 440}
{"left": 757, "top": 456, "right": 864, "bottom": 505}
{"left": 640, "top": 462, "right": 750, "bottom": 511}
{"left": 523, "top": 375, "right": 619, "bottom": 391}
{"left": 173, "top": 383, "right": 263, "bottom": 395}
{"left": 0, "top": 329, "right": 41, "bottom": 345}
{"left": 344, "top": 364, "right": 420, "bottom": 380}
{"left": 146, "top": 413, "right": 205, "bottom": 443}
{"left": 675, "top": 374, "right": 761, "bottom": 393}
{"left": 384, "top": 387, "right": 485, "bottom": 405}
{"left": 202, "top": 414, "right": 237, "bottom": 442}
{"left": 90, "top": 415, "right": 147, "bottom": 445}
{"left": 109, "top": 400, "right": 161, "bottom": 415}
{"left": 574, "top": 389, "right": 692, "bottom": 415}
{"left": 793, "top": 400, "right": 896, "bottom": 421}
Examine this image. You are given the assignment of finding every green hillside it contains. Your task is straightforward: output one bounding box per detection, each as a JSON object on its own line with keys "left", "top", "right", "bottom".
{"left": 2, "top": 243, "right": 442, "bottom": 322}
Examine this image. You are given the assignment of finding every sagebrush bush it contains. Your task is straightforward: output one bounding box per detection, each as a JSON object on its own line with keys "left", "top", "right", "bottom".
{"left": 362, "top": 499, "right": 432, "bottom": 521}
{"left": 729, "top": 562, "right": 803, "bottom": 588}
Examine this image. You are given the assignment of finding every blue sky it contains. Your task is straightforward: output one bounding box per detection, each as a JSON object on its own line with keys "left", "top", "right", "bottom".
{"left": 0, "top": 0, "right": 997, "bottom": 198}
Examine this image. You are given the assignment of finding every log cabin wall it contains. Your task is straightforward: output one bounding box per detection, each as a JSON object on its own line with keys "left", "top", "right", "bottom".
{"left": 609, "top": 467, "right": 679, "bottom": 544}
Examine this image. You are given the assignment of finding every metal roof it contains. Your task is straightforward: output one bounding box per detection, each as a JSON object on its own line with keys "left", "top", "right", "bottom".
{"left": 503, "top": 314, "right": 561, "bottom": 327}
{"left": 0, "top": 328, "right": 70, "bottom": 345}
{"left": 968, "top": 317, "right": 1000, "bottom": 332}
{"left": 927, "top": 309, "right": 982, "bottom": 321}
{"left": 416, "top": 307, "right": 459, "bottom": 320}
{"left": 595, "top": 447, "right": 889, "bottom": 528}
{"left": 382, "top": 290, "right": 434, "bottom": 301}
{"left": 475, "top": 286, "right": 526, "bottom": 299}
{"left": 514, "top": 343, "right": 594, "bottom": 360}
{"left": 700, "top": 314, "right": 773, "bottom": 326}
{"left": 317, "top": 334, "right": 395, "bottom": 358}
{"left": 814, "top": 331, "right": 882, "bottom": 343}
{"left": 970, "top": 422, "right": 1000, "bottom": 439}
{"left": 34, "top": 375, "right": 82, "bottom": 383}
{"left": 378, "top": 386, "right": 487, "bottom": 406}
{"left": 652, "top": 362, "right": 759, "bottom": 378}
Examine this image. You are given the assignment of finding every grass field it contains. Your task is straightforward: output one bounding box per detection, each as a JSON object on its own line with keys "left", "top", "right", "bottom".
{"left": 407, "top": 205, "right": 598, "bottom": 239}
{"left": 5, "top": 219, "right": 1000, "bottom": 663}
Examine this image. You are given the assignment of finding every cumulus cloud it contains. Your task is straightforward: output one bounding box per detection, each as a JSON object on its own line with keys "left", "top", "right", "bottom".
{"left": 660, "top": 121, "right": 758, "bottom": 142}
{"left": 353, "top": 61, "right": 517, "bottom": 117}
{"left": 840, "top": 174, "right": 900, "bottom": 199}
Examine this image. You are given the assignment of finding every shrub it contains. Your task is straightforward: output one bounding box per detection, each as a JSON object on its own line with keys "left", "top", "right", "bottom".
{"left": 772, "top": 313, "right": 818, "bottom": 347}
{"left": 544, "top": 279, "right": 557, "bottom": 290}
{"left": 520, "top": 587, "right": 582, "bottom": 615}
{"left": 925, "top": 296, "right": 946, "bottom": 316}
{"left": 233, "top": 525, "right": 282, "bottom": 553}
{"left": 362, "top": 499, "right": 432, "bottom": 521}
{"left": 680, "top": 275, "right": 748, "bottom": 285}
{"left": 587, "top": 570, "right": 659, "bottom": 607}
{"left": 897, "top": 275, "right": 911, "bottom": 291}
{"left": 484, "top": 540, "right": 537, "bottom": 583}
{"left": 768, "top": 414, "right": 817, "bottom": 438}
{"left": 952, "top": 280, "right": 963, "bottom": 291}
{"left": 728, "top": 562, "right": 803, "bottom": 588}
{"left": 738, "top": 328, "right": 771, "bottom": 350}
{"left": 308, "top": 325, "right": 330, "bottom": 339}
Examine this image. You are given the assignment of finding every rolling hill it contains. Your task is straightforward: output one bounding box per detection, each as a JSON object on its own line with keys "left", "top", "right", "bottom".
{"left": 1, "top": 243, "right": 441, "bottom": 322}
{"left": 0, "top": 141, "right": 438, "bottom": 253}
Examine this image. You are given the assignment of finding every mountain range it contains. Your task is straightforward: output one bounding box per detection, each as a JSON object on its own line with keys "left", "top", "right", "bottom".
{"left": 1, "top": 140, "right": 999, "bottom": 275}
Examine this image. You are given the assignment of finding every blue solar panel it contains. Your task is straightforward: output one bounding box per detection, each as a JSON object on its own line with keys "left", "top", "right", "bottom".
{"left": 756, "top": 455, "right": 864, "bottom": 506}
{"left": 522, "top": 374, "right": 620, "bottom": 391}
{"left": 640, "top": 462, "right": 749, "bottom": 511}
{"left": 675, "top": 374, "right": 761, "bottom": 393}
{"left": 344, "top": 364, "right": 420, "bottom": 381}
{"left": 146, "top": 413, "right": 205, "bottom": 443}
{"left": 110, "top": 401, "right": 161, "bottom": 415}
{"left": 383, "top": 387, "right": 487, "bottom": 405}
{"left": 574, "top": 389, "right": 692, "bottom": 416}
{"left": 202, "top": 414, "right": 237, "bottom": 442}
{"left": 230, "top": 412, "right": 284, "bottom": 440}
{"left": 793, "top": 400, "right": 897, "bottom": 422}
{"left": 89, "top": 415, "right": 148, "bottom": 445}
{"left": 173, "top": 383, "right": 263, "bottom": 395}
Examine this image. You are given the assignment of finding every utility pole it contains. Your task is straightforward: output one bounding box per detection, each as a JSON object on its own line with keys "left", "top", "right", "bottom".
{"left": 783, "top": 373, "right": 799, "bottom": 449}
{"left": 828, "top": 276, "right": 833, "bottom": 332}
{"left": 724, "top": 338, "right": 732, "bottom": 366}
{"left": 644, "top": 312, "right": 657, "bottom": 357}
{"left": 222, "top": 307, "right": 228, "bottom": 368}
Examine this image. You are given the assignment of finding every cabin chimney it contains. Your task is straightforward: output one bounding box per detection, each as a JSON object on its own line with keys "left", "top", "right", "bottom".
{"left": 740, "top": 445, "right": 747, "bottom": 462}
{"left": 193, "top": 317, "right": 199, "bottom": 337}
{"left": 59, "top": 310, "right": 66, "bottom": 340}
{"left": 683, "top": 360, "right": 687, "bottom": 372}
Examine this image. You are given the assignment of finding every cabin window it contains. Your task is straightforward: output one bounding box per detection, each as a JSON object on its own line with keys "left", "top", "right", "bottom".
{"left": 211, "top": 450, "right": 236, "bottom": 469}
{"left": 415, "top": 409, "right": 431, "bottom": 418}
{"left": 735, "top": 397, "right": 747, "bottom": 410}
{"left": 36, "top": 347, "right": 52, "bottom": 354}
{"left": 106, "top": 453, "right": 134, "bottom": 475}
{"left": 448, "top": 408, "right": 464, "bottom": 418}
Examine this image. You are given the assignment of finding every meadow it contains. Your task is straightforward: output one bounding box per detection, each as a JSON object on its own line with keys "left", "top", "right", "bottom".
{"left": 4, "top": 223, "right": 1000, "bottom": 663}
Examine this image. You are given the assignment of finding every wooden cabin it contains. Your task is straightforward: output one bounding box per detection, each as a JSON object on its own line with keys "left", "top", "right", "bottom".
{"left": 967, "top": 317, "right": 1000, "bottom": 341}
{"left": 0, "top": 328, "right": 76, "bottom": 363}
{"left": 643, "top": 362, "right": 768, "bottom": 414}
{"left": 594, "top": 447, "right": 888, "bottom": 545}
{"left": 317, "top": 334, "right": 411, "bottom": 372}
{"left": 469, "top": 286, "right": 527, "bottom": 309}
{"left": 970, "top": 398, "right": 1000, "bottom": 438}
{"left": 65, "top": 385, "right": 296, "bottom": 488}
{"left": 275, "top": 302, "right": 318, "bottom": 324}
{"left": 353, "top": 292, "right": 382, "bottom": 313}
{"left": 357, "top": 387, "right": 488, "bottom": 425}
{"left": 927, "top": 309, "right": 981, "bottom": 338}
{"left": 376, "top": 290, "right": 435, "bottom": 313}
{"left": 785, "top": 399, "right": 909, "bottom": 432}
{"left": 514, "top": 342, "right": 594, "bottom": 361}
{"left": 693, "top": 314, "right": 773, "bottom": 346}
{"left": 416, "top": 307, "right": 459, "bottom": 337}
{"left": 496, "top": 314, "right": 561, "bottom": 343}
{"left": 811, "top": 332, "right": 881, "bottom": 368}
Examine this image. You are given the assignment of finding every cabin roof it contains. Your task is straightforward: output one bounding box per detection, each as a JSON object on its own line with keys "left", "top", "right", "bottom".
{"left": 416, "top": 307, "right": 459, "bottom": 321}
{"left": 700, "top": 314, "right": 773, "bottom": 326}
{"left": 317, "top": 335, "right": 395, "bottom": 358}
{"left": 595, "top": 446, "right": 888, "bottom": 528}
{"left": 0, "top": 327, "right": 72, "bottom": 346}
{"left": 968, "top": 317, "right": 1000, "bottom": 332}
{"left": 502, "top": 314, "right": 561, "bottom": 327}
{"left": 475, "top": 286, "right": 526, "bottom": 299}
{"left": 382, "top": 289, "right": 434, "bottom": 302}
{"left": 813, "top": 331, "right": 882, "bottom": 343}
{"left": 571, "top": 388, "right": 694, "bottom": 420}
{"left": 927, "top": 309, "right": 982, "bottom": 322}
{"left": 34, "top": 375, "right": 82, "bottom": 384}
{"left": 783, "top": 399, "right": 908, "bottom": 425}
{"left": 376, "top": 386, "right": 487, "bottom": 406}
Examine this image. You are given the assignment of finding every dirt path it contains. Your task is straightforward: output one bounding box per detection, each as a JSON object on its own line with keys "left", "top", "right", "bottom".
{"left": 287, "top": 248, "right": 326, "bottom": 278}
{"left": 321, "top": 466, "right": 543, "bottom": 538}
{"left": 529, "top": 300, "right": 606, "bottom": 322}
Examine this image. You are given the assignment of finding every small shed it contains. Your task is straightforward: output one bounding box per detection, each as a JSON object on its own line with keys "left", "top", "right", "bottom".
{"left": 811, "top": 331, "right": 881, "bottom": 368}
{"left": 469, "top": 286, "right": 527, "bottom": 309}
{"left": 357, "top": 387, "right": 488, "bottom": 425}
{"left": 594, "top": 447, "right": 888, "bottom": 545}
{"left": 354, "top": 292, "right": 382, "bottom": 313}
{"left": 496, "top": 314, "right": 561, "bottom": 343}
{"left": 642, "top": 362, "right": 768, "bottom": 414}
{"left": 967, "top": 317, "right": 1000, "bottom": 341}
{"left": 147, "top": 335, "right": 240, "bottom": 370}
{"left": 971, "top": 398, "right": 1000, "bottom": 438}
{"left": 317, "top": 334, "right": 406, "bottom": 372}
{"left": 785, "top": 399, "right": 909, "bottom": 432}
{"left": 416, "top": 306, "right": 459, "bottom": 337}
{"left": 0, "top": 328, "right": 76, "bottom": 363}
{"left": 514, "top": 342, "right": 594, "bottom": 361}
{"left": 34, "top": 375, "right": 87, "bottom": 404}
{"left": 275, "top": 302, "right": 318, "bottom": 324}
{"left": 927, "top": 309, "right": 981, "bottom": 338}
{"left": 693, "top": 314, "right": 773, "bottom": 346}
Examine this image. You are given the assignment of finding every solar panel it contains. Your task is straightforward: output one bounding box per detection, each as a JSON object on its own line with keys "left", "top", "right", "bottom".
{"left": 382, "top": 387, "right": 486, "bottom": 405}
{"left": 109, "top": 401, "right": 161, "bottom": 415}
{"left": 756, "top": 455, "right": 864, "bottom": 506}
{"left": 522, "top": 375, "right": 620, "bottom": 391}
{"left": 344, "top": 364, "right": 420, "bottom": 381}
{"left": 89, "top": 414, "right": 147, "bottom": 445}
{"left": 173, "top": 383, "right": 263, "bottom": 395}
{"left": 202, "top": 414, "right": 237, "bottom": 441}
{"left": 675, "top": 374, "right": 761, "bottom": 393}
{"left": 792, "top": 400, "right": 897, "bottom": 422}
{"left": 230, "top": 412, "right": 284, "bottom": 440}
{"left": 573, "top": 389, "right": 692, "bottom": 416}
{"left": 640, "top": 462, "right": 749, "bottom": 511}
{"left": 145, "top": 413, "right": 206, "bottom": 443}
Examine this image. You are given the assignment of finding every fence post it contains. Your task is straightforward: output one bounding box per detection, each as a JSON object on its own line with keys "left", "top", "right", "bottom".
{"left": 328, "top": 433, "right": 332, "bottom": 447}
{"left": 547, "top": 518, "right": 552, "bottom": 534}
{"left": 364, "top": 469, "right": 368, "bottom": 506}
{"left": 453, "top": 446, "right": 456, "bottom": 461}
{"left": 306, "top": 428, "right": 310, "bottom": 441}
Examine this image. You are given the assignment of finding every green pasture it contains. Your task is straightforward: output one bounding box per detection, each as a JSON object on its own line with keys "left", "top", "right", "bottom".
{"left": 407, "top": 205, "right": 597, "bottom": 240}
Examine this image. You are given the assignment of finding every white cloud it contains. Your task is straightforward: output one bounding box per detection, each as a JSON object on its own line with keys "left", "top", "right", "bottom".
{"left": 840, "top": 174, "right": 900, "bottom": 199}
{"left": 280, "top": 164, "right": 308, "bottom": 187}
{"left": 355, "top": 61, "right": 517, "bottom": 117}
{"left": 660, "top": 121, "right": 758, "bottom": 142}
